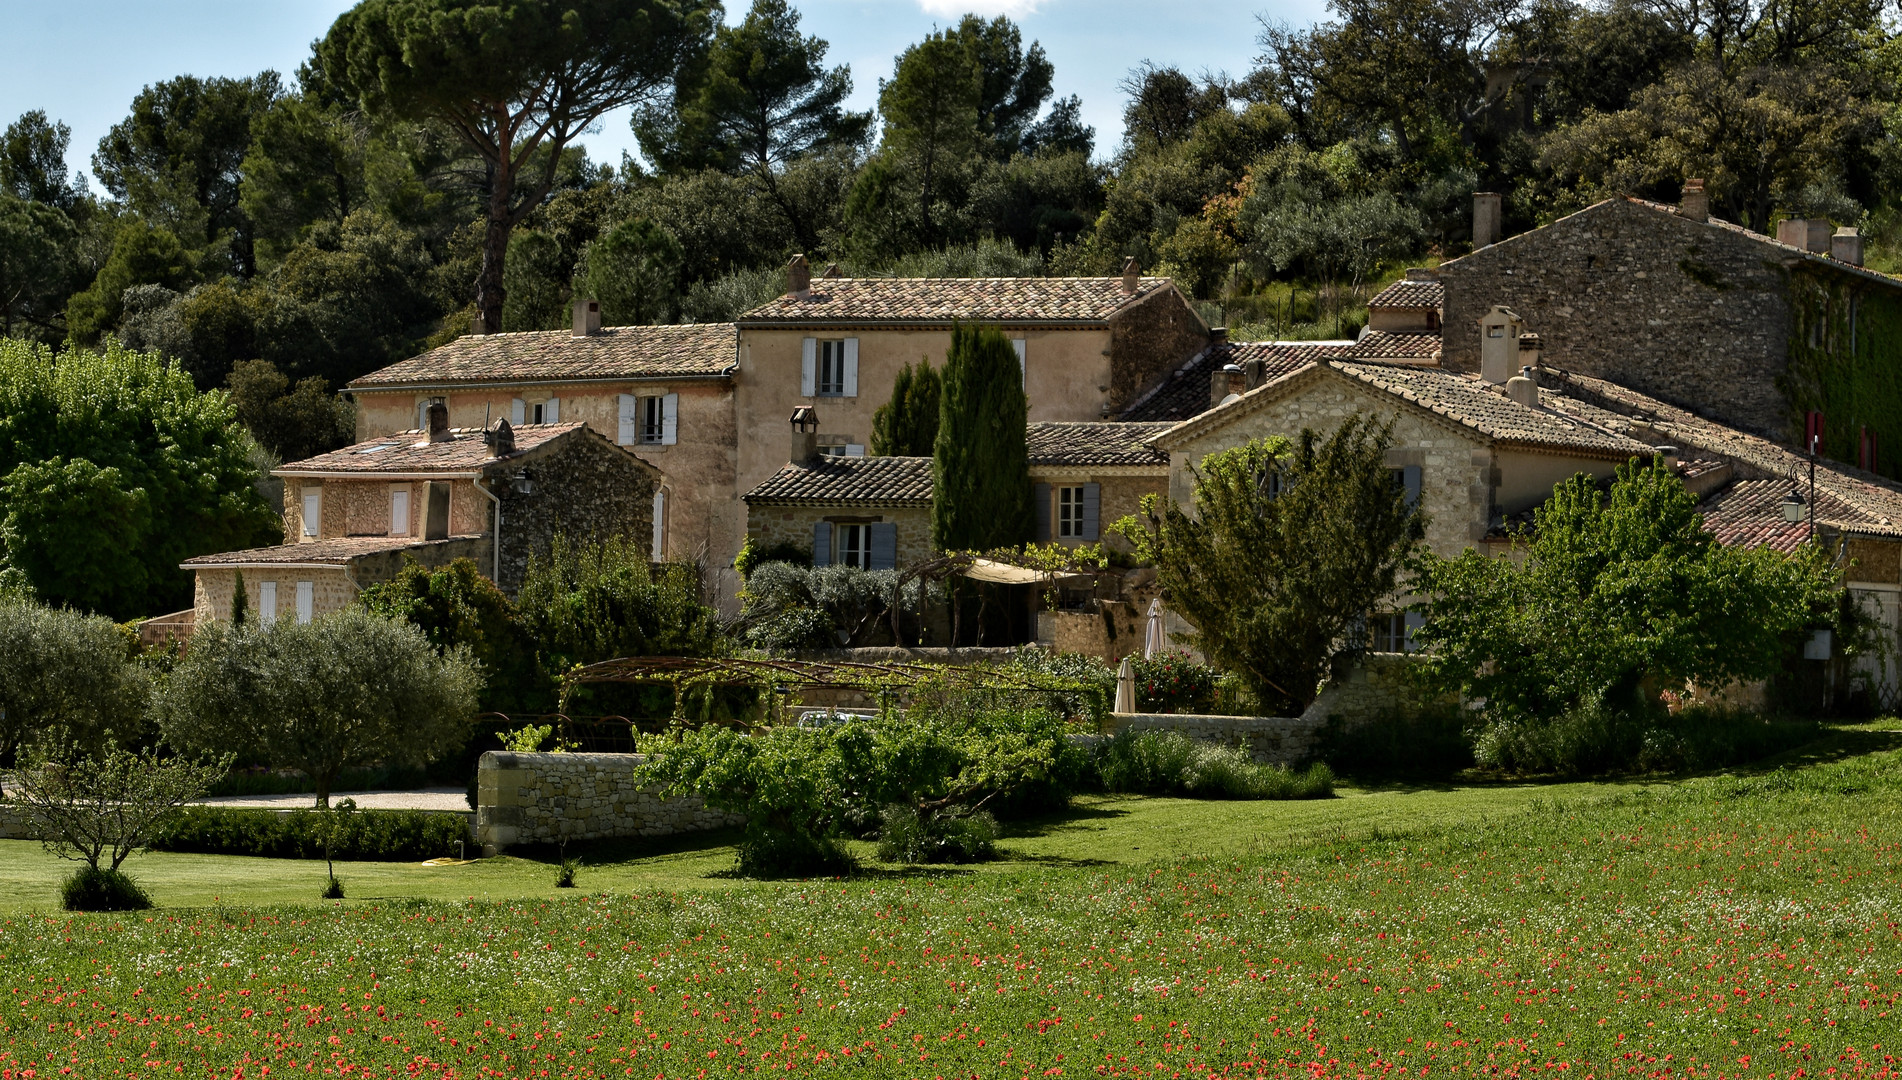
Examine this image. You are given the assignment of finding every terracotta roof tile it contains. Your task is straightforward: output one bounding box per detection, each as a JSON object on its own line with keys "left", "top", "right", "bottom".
{"left": 1695, "top": 478, "right": 1834, "bottom": 553}
{"left": 744, "top": 456, "right": 935, "bottom": 507}
{"left": 181, "top": 535, "right": 484, "bottom": 568}
{"left": 1120, "top": 340, "right": 1348, "bottom": 423}
{"left": 1027, "top": 422, "right": 1172, "bottom": 467}
{"left": 1329, "top": 363, "right": 1656, "bottom": 457}
{"left": 738, "top": 277, "right": 1175, "bottom": 324}
{"left": 348, "top": 323, "right": 736, "bottom": 389}
{"left": 275, "top": 423, "right": 589, "bottom": 476}
{"left": 1345, "top": 331, "right": 1441, "bottom": 361}
{"left": 1367, "top": 279, "right": 1444, "bottom": 309}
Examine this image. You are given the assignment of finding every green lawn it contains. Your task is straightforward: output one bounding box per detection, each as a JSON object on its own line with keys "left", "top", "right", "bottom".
{"left": 2, "top": 722, "right": 1899, "bottom": 1077}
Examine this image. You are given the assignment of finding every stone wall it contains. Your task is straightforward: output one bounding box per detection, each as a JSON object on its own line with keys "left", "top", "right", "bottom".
{"left": 747, "top": 503, "right": 935, "bottom": 567}
{"left": 1437, "top": 198, "right": 1815, "bottom": 440}
{"left": 494, "top": 432, "right": 659, "bottom": 593}
{"left": 191, "top": 566, "right": 355, "bottom": 626}
{"left": 475, "top": 751, "right": 742, "bottom": 853}
{"left": 1109, "top": 289, "right": 1211, "bottom": 413}
{"left": 1102, "top": 713, "right": 1325, "bottom": 765}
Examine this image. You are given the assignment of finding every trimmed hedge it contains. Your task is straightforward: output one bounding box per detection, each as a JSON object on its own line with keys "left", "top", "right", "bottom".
{"left": 148, "top": 807, "right": 469, "bottom": 861}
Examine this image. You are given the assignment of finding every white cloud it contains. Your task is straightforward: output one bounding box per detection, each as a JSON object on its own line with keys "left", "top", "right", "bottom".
{"left": 915, "top": 0, "right": 1043, "bottom": 18}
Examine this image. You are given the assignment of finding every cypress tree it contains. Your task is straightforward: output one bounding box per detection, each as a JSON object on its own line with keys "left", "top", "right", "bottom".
{"left": 230, "top": 570, "right": 249, "bottom": 627}
{"left": 932, "top": 325, "right": 1032, "bottom": 550}
{"left": 870, "top": 360, "right": 943, "bottom": 456}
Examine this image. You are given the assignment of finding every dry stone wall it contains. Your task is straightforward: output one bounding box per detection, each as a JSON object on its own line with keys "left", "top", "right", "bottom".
{"left": 475, "top": 751, "right": 741, "bottom": 853}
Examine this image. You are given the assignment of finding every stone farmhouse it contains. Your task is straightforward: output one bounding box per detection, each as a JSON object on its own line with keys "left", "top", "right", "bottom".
{"left": 1435, "top": 185, "right": 1902, "bottom": 471}
{"left": 182, "top": 406, "right": 660, "bottom": 627}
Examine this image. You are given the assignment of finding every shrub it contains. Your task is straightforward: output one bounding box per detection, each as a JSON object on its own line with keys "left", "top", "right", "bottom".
{"left": 996, "top": 648, "right": 1115, "bottom": 724}
{"left": 1471, "top": 698, "right": 1821, "bottom": 776}
{"left": 1131, "top": 652, "right": 1218, "bottom": 714}
{"left": 555, "top": 856, "right": 582, "bottom": 888}
{"left": 1095, "top": 729, "right": 1334, "bottom": 799}
{"left": 739, "top": 562, "right": 925, "bottom": 652}
{"left": 61, "top": 866, "right": 151, "bottom": 912}
{"left": 877, "top": 805, "right": 998, "bottom": 864}
{"left": 1319, "top": 704, "right": 1475, "bottom": 781}
{"left": 148, "top": 806, "right": 469, "bottom": 862}
{"left": 321, "top": 876, "right": 345, "bottom": 900}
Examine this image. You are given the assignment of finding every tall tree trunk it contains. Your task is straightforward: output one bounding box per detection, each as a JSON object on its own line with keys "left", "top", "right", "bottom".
{"left": 479, "top": 165, "right": 513, "bottom": 334}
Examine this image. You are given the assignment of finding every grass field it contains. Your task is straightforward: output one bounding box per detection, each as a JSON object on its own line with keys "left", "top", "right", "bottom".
{"left": 2, "top": 722, "right": 1900, "bottom": 1078}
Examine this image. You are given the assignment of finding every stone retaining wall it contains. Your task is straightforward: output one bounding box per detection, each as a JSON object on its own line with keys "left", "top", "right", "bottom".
{"left": 476, "top": 751, "right": 741, "bottom": 854}
{"left": 1101, "top": 713, "right": 1324, "bottom": 765}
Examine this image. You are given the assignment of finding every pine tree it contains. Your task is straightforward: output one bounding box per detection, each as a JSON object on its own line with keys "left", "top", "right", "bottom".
{"left": 932, "top": 324, "right": 1032, "bottom": 550}
{"left": 229, "top": 570, "right": 249, "bottom": 627}
{"left": 871, "top": 360, "right": 943, "bottom": 456}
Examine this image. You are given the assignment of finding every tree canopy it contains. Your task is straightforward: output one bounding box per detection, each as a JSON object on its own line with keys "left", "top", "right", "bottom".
{"left": 932, "top": 325, "right": 1032, "bottom": 552}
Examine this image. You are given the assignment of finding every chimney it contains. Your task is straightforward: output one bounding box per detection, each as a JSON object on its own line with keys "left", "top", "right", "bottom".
{"left": 1517, "top": 332, "right": 1542, "bottom": 371}
{"left": 1678, "top": 178, "right": 1709, "bottom": 223}
{"left": 1833, "top": 227, "right": 1863, "bottom": 266}
{"left": 1209, "top": 364, "right": 1243, "bottom": 409}
{"left": 790, "top": 406, "right": 819, "bottom": 465}
{"left": 1121, "top": 256, "right": 1140, "bottom": 296}
{"left": 822, "top": 262, "right": 842, "bottom": 279}
{"left": 1209, "top": 326, "right": 1228, "bottom": 346}
{"left": 1478, "top": 305, "right": 1523, "bottom": 383}
{"left": 426, "top": 401, "right": 452, "bottom": 443}
{"left": 1505, "top": 365, "right": 1540, "bottom": 408}
{"left": 424, "top": 481, "right": 451, "bottom": 540}
{"left": 1777, "top": 218, "right": 1833, "bottom": 253}
{"left": 487, "top": 418, "right": 515, "bottom": 458}
{"left": 1404, "top": 267, "right": 1436, "bottom": 281}
{"left": 470, "top": 311, "right": 487, "bottom": 336}
{"left": 1473, "top": 192, "right": 1503, "bottom": 249}
{"left": 1242, "top": 356, "right": 1267, "bottom": 391}
{"left": 572, "top": 297, "right": 602, "bottom": 337}
{"left": 788, "top": 254, "right": 811, "bottom": 298}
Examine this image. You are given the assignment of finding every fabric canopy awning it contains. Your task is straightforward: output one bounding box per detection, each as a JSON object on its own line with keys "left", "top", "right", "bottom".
{"left": 958, "top": 558, "right": 1092, "bottom": 586}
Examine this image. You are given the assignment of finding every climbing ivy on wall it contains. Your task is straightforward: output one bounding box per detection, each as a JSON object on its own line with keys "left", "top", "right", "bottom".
{"left": 1779, "top": 267, "right": 1902, "bottom": 480}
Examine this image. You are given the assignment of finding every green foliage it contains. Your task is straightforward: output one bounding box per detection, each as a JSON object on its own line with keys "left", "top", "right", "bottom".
{"left": 155, "top": 608, "right": 482, "bottom": 807}
{"left": 932, "top": 324, "right": 1032, "bottom": 551}
{"left": 1115, "top": 420, "right": 1424, "bottom": 715}
{"left": 578, "top": 217, "right": 683, "bottom": 325}
{"left": 1130, "top": 652, "right": 1219, "bottom": 714}
{"left": 1094, "top": 728, "right": 1335, "bottom": 800}
{"left": 7, "top": 746, "right": 231, "bottom": 874}
{"left": 1411, "top": 458, "right": 1844, "bottom": 768}
{"left": 64, "top": 221, "right": 194, "bottom": 344}
{"left": 229, "top": 570, "right": 250, "bottom": 628}
{"left": 995, "top": 647, "right": 1116, "bottom": 726}
{"left": 321, "top": 875, "right": 345, "bottom": 900}
{"left": 554, "top": 856, "right": 582, "bottom": 888}
{"left": 517, "top": 535, "right": 725, "bottom": 678}
{"left": 876, "top": 804, "right": 997, "bottom": 864}
{"left": 1317, "top": 704, "right": 1475, "bottom": 781}
{"left": 0, "top": 599, "right": 148, "bottom": 771}
{"left": 0, "top": 339, "right": 279, "bottom": 618}
{"left": 732, "top": 537, "right": 810, "bottom": 580}
{"left": 358, "top": 557, "right": 552, "bottom": 714}
{"left": 876, "top": 30, "right": 982, "bottom": 242}
{"left": 148, "top": 805, "right": 470, "bottom": 862}
{"left": 1780, "top": 269, "right": 1902, "bottom": 482}
{"left": 59, "top": 866, "right": 151, "bottom": 913}
{"left": 869, "top": 360, "right": 941, "bottom": 456}
{"left": 0, "top": 192, "right": 84, "bottom": 343}
{"left": 739, "top": 562, "right": 920, "bottom": 652}
{"left": 223, "top": 359, "right": 355, "bottom": 463}
{"left": 2, "top": 110, "right": 84, "bottom": 211}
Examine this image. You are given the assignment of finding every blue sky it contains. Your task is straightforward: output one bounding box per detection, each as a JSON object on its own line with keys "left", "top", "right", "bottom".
{"left": 0, "top": 0, "right": 1330, "bottom": 186}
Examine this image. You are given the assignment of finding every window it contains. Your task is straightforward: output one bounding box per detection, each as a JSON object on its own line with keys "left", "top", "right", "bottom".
{"left": 835, "top": 523, "right": 870, "bottom": 569}
{"left": 1390, "top": 465, "right": 1422, "bottom": 510}
{"left": 1056, "top": 486, "right": 1086, "bottom": 538}
{"left": 818, "top": 437, "right": 865, "bottom": 457}
{"left": 301, "top": 489, "right": 321, "bottom": 538}
{"left": 415, "top": 396, "right": 445, "bottom": 430}
{"left": 257, "top": 581, "right": 277, "bottom": 627}
{"left": 295, "top": 581, "right": 314, "bottom": 625}
{"left": 818, "top": 340, "right": 848, "bottom": 395}
{"left": 1371, "top": 612, "right": 1417, "bottom": 654}
{"left": 511, "top": 397, "right": 559, "bottom": 425}
{"left": 389, "top": 487, "right": 410, "bottom": 536}
{"left": 641, "top": 396, "right": 667, "bottom": 443}
{"left": 801, "top": 337, "right": 858, "bottom": 397}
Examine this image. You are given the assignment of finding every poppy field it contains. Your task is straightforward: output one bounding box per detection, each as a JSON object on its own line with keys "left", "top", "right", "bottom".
{"left": 3, "top": 732, "right": 1901, "bottom": 1079}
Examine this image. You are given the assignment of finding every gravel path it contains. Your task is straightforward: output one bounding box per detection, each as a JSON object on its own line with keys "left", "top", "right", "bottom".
{"left": 192, "top": 787, "right": 471, "bottom": 812}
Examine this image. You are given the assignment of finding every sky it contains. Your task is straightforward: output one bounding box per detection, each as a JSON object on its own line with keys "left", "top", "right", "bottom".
{"left": 0, "top": 0, "right": 1331, "bottom": 186}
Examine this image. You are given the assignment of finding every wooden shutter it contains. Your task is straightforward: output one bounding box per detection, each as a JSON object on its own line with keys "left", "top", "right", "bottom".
{"left": 651, "top": 489, "right": 667, "bottom": 561}
{"left": 389, "top": 488, "right": 410, "bottom": 535}
{"left": 257, "top": 581, "right": 277, "bottom": 627}
{"left": 1012, "top": 338, "right": 1026, "bottom": 382}
{"left": 295, "top": 581, "right": 314, "bottom": 624}
{"left": 842, "top": 338, "right": 859, "bottom": 397}
{"left": 1033, "top": 483, "right": 1052, "bottom": 542}
{"left": 545, "top": 397, "right": 559, "bottom": 422}
{"left": 662, "top": 393, "right": 679, "bottom": 445}
{"left": 800, "top": 337, "right": 817, "bottom": 396}
{"left": 301, "top": 491, "right": 320, "bottom": 538}
{"left": 510, "top": 398, "right": 526, "bottom": 425}
{"left": 1080, "top": 482, "right": 1101, "bottom": 540}
{"left": 617, "top": 394, "right": 636, "bottom": 445}
{"left": 811, "top": 521, "right": 831, "bottom": 566}
{"left": 868, "top": 522, "right": 897, "bottom": 570}
{"left": 1402, "top": 465, "right": 1422, "bottom": 510}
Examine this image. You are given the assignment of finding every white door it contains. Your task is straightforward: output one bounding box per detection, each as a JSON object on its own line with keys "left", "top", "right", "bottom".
{"left": 295, "top": 581, "right": 314, "bottom": 624}
{"left": 257, "top": 581, "right": 277, "bottom": 626}
{"left": 389, "top": 488, "right": 410, "bottom": 535}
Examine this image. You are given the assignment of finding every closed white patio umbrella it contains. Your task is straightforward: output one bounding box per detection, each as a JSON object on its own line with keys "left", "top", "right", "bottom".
{"left": 1143, "top": 599, "right": 1166, "bottom": 659}
{"left": 1115, "top": 656, "right": 1136, "bottom": 713}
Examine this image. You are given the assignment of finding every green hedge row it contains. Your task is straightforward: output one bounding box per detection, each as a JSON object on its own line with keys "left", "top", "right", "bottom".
{"left": 149, "top": 807, "right": 469, "bottom": 862}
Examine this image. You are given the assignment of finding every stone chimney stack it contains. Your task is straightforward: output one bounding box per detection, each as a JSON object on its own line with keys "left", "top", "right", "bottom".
{"left": 426, "top": 401, "right": 452, "bottom": 443}
{"left": 1209, "top": 326, "right": 1228, "bottom": 346}
{"left": 822, "top": 262, "right": 842, "bottom": 279}
{"left": 1833, "top": 227, "right": 1863, "bottom": 266}
{"left": 1121, "top": 257, "right": 1141, "bottom": 295}
{"left": 1776, "top": 218, "right": 1833, "bottom": 253}
{"left": 1473, "top": 192, "right": 1503, "bottom": 249}
{"left": 1678, "top": 178, "right": 1709, "bottom": 223}
{"left": 1209, "top": 365, "right": 1243, "bottom": 409}
{"left": 790, "top": 406, "right": 819, "bottom": 465}
{"left": 1478, "top": 305, "right": 1524, "bottom": 383}
{"left": 572, "top": 297, "right": 601, "bottom": 337}
{"left": 788, "top": 254, "right": 811, "bottom": 298}
{"left": 1505, "top": 365, "right": 1540, "bottom": 408}
{"left": 487, "top": 418, "right": 515, "bottom": 458}
{"left": 1517, "top": 332, "right": 1543, "bottom": 372}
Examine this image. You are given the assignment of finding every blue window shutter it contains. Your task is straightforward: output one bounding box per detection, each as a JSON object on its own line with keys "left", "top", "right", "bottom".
{"left": 1403, "top": 465, "right": 1422, "bottom": 510}
{"left": 812, "top": 521, "right": 831, "bottom": 566}
{"left": 868, "top": 522, "right": 897, "bottom": 570}
{"left": 1080, "top": 483, "right": 1101, "bottom": 540}
{"left": 1033, "top": 483, "right": 1051, "bottom": 542}
{"left": 1403, "top": 610, "right": 1425, "bottom": 652}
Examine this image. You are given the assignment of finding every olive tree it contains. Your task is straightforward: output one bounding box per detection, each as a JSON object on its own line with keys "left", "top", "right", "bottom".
{"left": 0, "top": 599, "right": 148, "bottom": 789}
{"left": 156, "top": 607, "right": 481, "bottom": 807}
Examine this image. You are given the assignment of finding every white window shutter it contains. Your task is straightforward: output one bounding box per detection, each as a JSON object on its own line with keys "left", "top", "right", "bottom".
{"left": 844, "top": 443, "right": 865, "bottom": 457}
{"left": 800, "top": 337, "right": 817, "bottom": 396}
{"left": 295, "top": 581, "right": 314, "bottom": 624}
{"left": 390, "top": 488, "right": 410, "bottom": 535}
{"left": 417, "top": 399, "right": 428, "bottom": 430}
{"left": 511, "top": 398, "right": 526, "bottom": 426}
{"left": 545, "top": 397, "right": 559, "bottom": 423}
{"left": 661, "top": 393, "right": 679, "bottom": 445}
{"left": 1013, "top": 338, "right": 1026, "bottom": 382}
{"left": 651, "top": 488, "right": 667, "bottom": 561}
{"left": 302, "top": 492, "right": 320, "bottom": 538}
{"left": 617, "top": 394, "right": 636, "bottom": 445}
{"left": 257, "top": 581, "right": 277, "bottom": 627}
{"left": 842, "top": 338, "right": 859, "bottom": 397}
